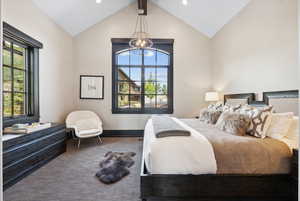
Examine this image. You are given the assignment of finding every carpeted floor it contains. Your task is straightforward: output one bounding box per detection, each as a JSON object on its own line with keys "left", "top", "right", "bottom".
{"left": 4, "top": 137, "right": 143, "bottom": 201}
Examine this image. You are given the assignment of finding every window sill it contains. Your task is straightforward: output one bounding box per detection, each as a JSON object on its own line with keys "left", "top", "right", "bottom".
{"left": 112, "top": 109, "right": 173, "bottom": 114}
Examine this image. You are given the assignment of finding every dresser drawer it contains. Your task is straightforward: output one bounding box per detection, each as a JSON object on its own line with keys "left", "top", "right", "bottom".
{"left": 3, "top": 130, "right": 66, "bottom": 166}
{"left": 3, "top": 140, "right": 66, "bottom": 187}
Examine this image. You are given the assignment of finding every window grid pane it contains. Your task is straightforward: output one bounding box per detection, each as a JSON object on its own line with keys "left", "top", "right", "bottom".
{"left": 118, "top": 95, "right": 129, "bottom": 109}
{"left": 3, "top": 67, "right": 12, "bottom": 91}
{"left": 3, "top": 92, "right": 12, "bottom": 117}
{"left": 14, "top": 92, "right": 26, "bottom": 116}
{"left": 14, "top": 69, "right": 26, "bottom": 92}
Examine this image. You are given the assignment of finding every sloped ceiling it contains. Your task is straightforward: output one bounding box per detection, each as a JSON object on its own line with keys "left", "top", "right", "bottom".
{"left": 152, "top": 0, "right": 251, "bottom": 38}
{"left": 32, "top": 0, "right": 251, "bottom": 38}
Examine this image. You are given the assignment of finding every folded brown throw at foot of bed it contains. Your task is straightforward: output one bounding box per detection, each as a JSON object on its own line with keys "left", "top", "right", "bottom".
{"left": 152, "top": 116, "right": 191, "bottom": 138}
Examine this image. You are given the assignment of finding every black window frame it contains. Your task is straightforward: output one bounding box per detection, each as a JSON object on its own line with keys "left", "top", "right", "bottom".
{"left": 3, "top": 22, "right": 43, "bottom": 128}
{"left": 111, "top": 38, "right": 174, "bottom": 114}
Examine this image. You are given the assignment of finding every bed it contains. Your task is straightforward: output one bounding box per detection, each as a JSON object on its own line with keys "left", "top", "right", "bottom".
{"left": 140, "top": 90, "right": 298, "bottom": 201}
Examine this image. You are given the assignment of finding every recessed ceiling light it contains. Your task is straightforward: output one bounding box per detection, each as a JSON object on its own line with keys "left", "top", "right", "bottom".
{"left": 182, "top": 0, "right": 188, "bottom": 6}
{"left": 96, "top": 0, "right": 102, "bottom": 4}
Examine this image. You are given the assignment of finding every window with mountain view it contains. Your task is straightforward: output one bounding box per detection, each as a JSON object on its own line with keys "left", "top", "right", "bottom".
{"left": 112, "top": 39, "right": 173, "bottom": 114}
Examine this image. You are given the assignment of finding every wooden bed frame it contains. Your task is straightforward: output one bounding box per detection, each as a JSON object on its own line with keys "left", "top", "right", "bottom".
{"left": 140, "top": 90, "right": 298, "bottom": 201}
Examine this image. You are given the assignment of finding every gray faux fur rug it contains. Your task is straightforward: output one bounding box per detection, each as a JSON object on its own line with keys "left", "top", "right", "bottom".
{"left": 95, "top": 151, "right": 136, "bottom": 184}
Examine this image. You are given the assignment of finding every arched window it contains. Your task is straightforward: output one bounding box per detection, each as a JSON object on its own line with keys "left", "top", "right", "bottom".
{"left": 111, "top": 39, "right": 173, "bottom": 114}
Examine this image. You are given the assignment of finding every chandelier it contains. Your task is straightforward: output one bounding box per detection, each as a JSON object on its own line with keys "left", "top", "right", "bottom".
{"left": 129, "top": 12, "right": 153, "bottom": 49}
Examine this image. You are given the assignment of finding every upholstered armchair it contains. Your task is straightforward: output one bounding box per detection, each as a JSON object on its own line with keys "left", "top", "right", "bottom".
{"left": 66, "top": 111, "right": 103, "bottom": 148}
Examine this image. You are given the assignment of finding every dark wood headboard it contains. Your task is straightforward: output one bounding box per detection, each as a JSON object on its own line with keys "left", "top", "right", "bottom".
{"left": 263, "top": 90, "right": 299, "bottom": 105}
{"left": 224, "top": 93, "right": 255, "bottom": 105}
{"left": 224, "top": 90, "right": 299, "bottom": 112}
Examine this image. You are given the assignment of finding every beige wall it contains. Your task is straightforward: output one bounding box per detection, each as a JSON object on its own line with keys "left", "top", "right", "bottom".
{"left": 211, "top": 0, "right": 298, "bottom": 100}
{"left": 3, "top": 0, "right": 75, "bottom": 123}
{"left": 74, "top": 3, "right": 212, "bottom": 130}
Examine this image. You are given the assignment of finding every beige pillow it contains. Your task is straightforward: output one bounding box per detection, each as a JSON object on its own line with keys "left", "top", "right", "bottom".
{"left": 284, "top": 116, "right": 299, "bottom": 148}
{"left": 199, "top": 108, "right": 222, "bottom": 124}
{"left": 266, "top": 112, "right": 294, "bottom": 140}
{"left": 286, "top": 116, "right": 299, "bottom": 140}
{"left": 215, "top": 111, "right": 251, "bottom": 136}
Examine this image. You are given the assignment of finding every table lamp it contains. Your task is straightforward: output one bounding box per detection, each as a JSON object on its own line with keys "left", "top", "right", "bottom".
{"left": 205, "top": 92, "right": 219, "bottom": 102}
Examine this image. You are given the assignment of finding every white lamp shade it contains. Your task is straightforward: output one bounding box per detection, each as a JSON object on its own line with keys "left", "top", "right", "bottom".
{"left": 205, "top": 92, "right": 219, "bottom": 102}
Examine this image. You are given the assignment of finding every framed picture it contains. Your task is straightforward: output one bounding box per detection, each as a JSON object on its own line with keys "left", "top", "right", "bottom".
{"left": 80, "top": 75, "right": 104, "bottom": 99}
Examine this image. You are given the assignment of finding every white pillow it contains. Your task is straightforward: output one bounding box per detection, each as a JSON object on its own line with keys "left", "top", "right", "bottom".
{"left": 266, "top": 112, "right": 294, "bottom": 140}
{"left": 285, "top": 116, "right": 299, "bottom": 146}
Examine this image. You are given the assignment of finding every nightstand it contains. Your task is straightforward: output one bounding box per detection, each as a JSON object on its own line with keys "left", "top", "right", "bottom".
{"left": 291, "top": 149, "right": 298, "bottom": 201}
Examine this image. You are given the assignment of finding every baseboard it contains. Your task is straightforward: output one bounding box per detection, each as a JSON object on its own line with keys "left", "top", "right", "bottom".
{"left": 102, "top": 130, "right": 144, "bottom": 137}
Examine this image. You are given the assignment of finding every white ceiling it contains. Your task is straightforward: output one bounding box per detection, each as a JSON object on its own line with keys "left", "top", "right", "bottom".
{"left": 151, "top": 0, "right": 251, "bottom": 37}
{"left": 32, "top": 0, "right": 135, "bottom": 36}
{"left": 32, "top": 0, "right": 251, "bottom": 38}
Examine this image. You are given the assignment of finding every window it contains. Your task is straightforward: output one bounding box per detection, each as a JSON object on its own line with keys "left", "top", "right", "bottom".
{"left": 2, "top": 22, "right": 43, "bottom": 127}
{"left": 3, "top": 40, "right": 27, "bottom": 117}
{"left": 112, "top": 39, "right": 173, "bottom": 114}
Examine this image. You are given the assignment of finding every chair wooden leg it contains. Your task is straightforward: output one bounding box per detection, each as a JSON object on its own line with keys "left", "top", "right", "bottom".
{"left": 97, "top": 135, "right": 102, "bottom": 144}
{"left": 77, "top": 138, "right": 81, "bottom": 149}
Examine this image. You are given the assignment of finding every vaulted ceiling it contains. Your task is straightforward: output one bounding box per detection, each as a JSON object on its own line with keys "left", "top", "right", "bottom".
{"left": 32, "top": 0, "right": 251, "bottom": 38}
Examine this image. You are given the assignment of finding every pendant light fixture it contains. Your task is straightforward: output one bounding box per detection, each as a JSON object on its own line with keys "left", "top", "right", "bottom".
{"left": 129, "top": 0, "right": 153, "bottom": 49}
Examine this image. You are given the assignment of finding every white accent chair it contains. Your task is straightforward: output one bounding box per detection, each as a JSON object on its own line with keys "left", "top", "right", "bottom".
{"left": 66, "top": 111, "right": 103, "bottom": 148}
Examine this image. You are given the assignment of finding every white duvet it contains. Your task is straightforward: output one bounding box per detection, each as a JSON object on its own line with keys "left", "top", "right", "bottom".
{"left": 143, "top": 118, "right": 217, "bottom": 174}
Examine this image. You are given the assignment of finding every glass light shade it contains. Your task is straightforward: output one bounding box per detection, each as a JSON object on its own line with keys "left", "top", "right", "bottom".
{"left": 129, "top": 35, "right": 153, "bottom": 49}
{"left": 129, "top": 15, "right": 153, "bottom": 49}
{"left": 205, "top": 92, "right": 219, "bottom": 102}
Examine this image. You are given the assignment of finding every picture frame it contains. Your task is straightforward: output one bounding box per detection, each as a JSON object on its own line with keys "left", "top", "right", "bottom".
{"left": 80, "top": 75, "right": 104, "bottom": 100}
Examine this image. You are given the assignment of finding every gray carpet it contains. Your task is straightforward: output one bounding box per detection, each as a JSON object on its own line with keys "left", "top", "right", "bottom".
{"left": 4, "top": 137, "right": 143, "bottom": 201}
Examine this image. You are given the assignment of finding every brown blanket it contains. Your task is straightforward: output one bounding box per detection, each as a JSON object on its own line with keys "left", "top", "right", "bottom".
{"left": 181, "top": 119, "right": 292, "bottom": 174}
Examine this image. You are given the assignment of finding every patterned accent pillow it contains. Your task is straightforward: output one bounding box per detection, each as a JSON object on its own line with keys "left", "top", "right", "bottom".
{"left": 237, "top": 105, "right": 273, "bottom": 138}
{"left": 208, "top": 103, "right": 241, "bottom": 112}
{"left": 215, "top": 111, "right": 251, "bottom": 136}
{"left": 199, "top": 108, "right": 222, "bottom": 124}
{"left": 222, "top": 103, "right": 242, "bottom": 112}
{"left": 208, "top": 103, "right": 223, "bottom": 111}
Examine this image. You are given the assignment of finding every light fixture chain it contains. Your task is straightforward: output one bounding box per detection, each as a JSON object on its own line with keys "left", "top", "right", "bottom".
{"left": 129, "top": 9, "right": 153, "bottom": 50}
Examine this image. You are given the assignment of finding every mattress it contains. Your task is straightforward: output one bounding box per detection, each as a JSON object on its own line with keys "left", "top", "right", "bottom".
{"left": 143, "top": 118, "right": 292, "bottom": 175}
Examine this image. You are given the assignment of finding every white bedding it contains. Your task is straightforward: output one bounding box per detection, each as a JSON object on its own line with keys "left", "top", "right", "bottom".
{"left": 143, "top": 118, "right": 217, "bottom": 174}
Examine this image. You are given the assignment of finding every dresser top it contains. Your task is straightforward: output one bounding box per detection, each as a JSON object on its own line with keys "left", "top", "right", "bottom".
{"left": 3, "top": 123, "right": 65, "bottom": 150}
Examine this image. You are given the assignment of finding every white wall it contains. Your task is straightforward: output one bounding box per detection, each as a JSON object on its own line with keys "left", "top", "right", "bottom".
{"left": 74, "top": 3, "right": 212, "bottom": 130}
{"left": 211, "top": 0, "right": 298, "bottom": 100}
{"left": 3, "top": 0, "right": 75, "bottom": 123}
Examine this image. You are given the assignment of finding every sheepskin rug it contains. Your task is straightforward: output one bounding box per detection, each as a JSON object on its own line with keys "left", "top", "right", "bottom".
{"left": 95, "top": 151, "right": 136, "bottom": 184}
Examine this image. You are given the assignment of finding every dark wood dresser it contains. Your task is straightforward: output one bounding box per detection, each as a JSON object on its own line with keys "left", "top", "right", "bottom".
{"left": 291, "top": 149, "right": 298, "bottom": 201}
{"left": 3, "top": 123, "right": 67, "bottom": 190}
